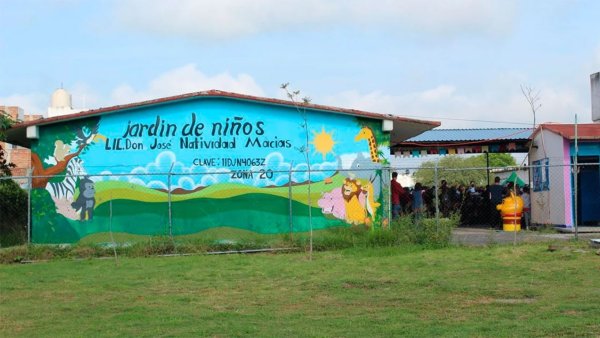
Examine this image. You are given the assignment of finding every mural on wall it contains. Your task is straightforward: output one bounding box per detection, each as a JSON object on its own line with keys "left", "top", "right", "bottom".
{"left": 29, "top": 99, "right": 390, "bottom": 243}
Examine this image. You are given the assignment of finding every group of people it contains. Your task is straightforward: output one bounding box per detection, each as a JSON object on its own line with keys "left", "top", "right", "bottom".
{"left": 390, "top": 173, "right": 531, "bottom": 228}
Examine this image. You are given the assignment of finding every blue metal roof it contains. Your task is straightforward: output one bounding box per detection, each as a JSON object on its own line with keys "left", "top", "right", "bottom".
{"left": 406, "top": 128, "right": 533, "bottom": 142}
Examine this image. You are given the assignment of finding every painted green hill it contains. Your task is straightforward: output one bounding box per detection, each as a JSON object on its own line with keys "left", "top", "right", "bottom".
{"left": 93, "top": 173, "right": 346, "bottom": 207}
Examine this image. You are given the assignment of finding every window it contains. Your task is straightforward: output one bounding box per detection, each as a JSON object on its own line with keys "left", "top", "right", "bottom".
{"left": 532, "top": 158, "right": 549, "bottom": 192}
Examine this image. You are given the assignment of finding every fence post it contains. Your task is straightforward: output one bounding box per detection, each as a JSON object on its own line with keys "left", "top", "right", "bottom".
{"left": 288, "top": 162, "right": 293, "bottom": 241}
{"left": 27, "top": 168, "right": 32, "bottom": 244}
{"left": 109, "top": 193, "right": 118, "bottom": 265}
{"left": 512, "top": 175, "right": 518, "bottom": 246}
{"left": 573, "top": 114, "right": 579, "bottom": 240}
{"left": 384, "top": 166, "right": 391, "bottom": 229}
{"left": 168, "top": 164, "right": 174, "bottom": 240}
{"left": 434, "top": 160, "right": 440, "bottom": 227}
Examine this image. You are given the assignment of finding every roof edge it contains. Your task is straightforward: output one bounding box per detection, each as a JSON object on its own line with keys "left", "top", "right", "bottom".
{"left": 531, "top": 123, "right": 600, "bottom": 140}
{"left": 10, "top": 89, "right": 440, "bottom": 130}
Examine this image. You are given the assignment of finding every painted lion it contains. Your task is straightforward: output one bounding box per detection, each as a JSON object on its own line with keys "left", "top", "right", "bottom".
{"left": 342, "top": 178, "right": 366, "bottom": 225}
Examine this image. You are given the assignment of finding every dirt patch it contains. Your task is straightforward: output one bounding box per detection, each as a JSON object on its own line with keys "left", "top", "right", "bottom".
{"left": 493, "top": 298, "right": 536, "bottom": 304}
{"left": 468, "top": 296, "right": 536, "bottom": 305}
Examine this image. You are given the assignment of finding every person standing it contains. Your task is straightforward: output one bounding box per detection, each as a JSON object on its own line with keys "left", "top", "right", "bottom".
{"left": 489, "top": 176, "right": 504, "bottom": 205}
{"left": 412, "top": 182, "right": 425, "bottom": 222}
{"left": 521, "top": 186, "right": 531, "bottom": 230}
{"left": 391, "top": 172, "right": 403, "bottom": 219}
{"left": 488, "top": 176, "right": 504, "bottom": 228}
{"left": 468, "top": 181, "right": 476, "bottom": 194}
{"left": 439, "top": 180, "right": 451, "bottom": 217}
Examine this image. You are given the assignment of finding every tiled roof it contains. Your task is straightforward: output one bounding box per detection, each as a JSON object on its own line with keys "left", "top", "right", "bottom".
{"left": 405, "top": 128, "right": 533, "bottom": 143}
{"left": 535, "top": 123, "right": 600, "bottom": 140}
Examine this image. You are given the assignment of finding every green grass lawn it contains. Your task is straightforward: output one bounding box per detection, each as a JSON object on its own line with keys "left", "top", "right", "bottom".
{"left": 1, "top": 244, "right": 599, "bottom": 337}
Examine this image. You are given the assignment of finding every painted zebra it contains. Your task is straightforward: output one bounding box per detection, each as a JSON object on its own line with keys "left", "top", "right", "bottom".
{"left": 46, "top": 157, "right": 87, "bottom": 200}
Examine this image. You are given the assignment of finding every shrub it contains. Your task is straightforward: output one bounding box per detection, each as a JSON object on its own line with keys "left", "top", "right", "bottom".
{"left": 365, "top": 228, "right": 400, "bottom": 247}
{"left": 0, "top": 179, "right": 28, "bottom": 247}
{"left": 0, "top": 215, "right": 458, "bottom": 264}
{"left": 291, "top": 215, "right": 457, "bottom": 252}
{"left": 391, "top": 214, "right": 457, "bottom": 248}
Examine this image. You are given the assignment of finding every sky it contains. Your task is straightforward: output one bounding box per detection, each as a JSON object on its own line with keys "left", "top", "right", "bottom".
{"left": 1, "top": 0, "right": 599, "bottom": 129}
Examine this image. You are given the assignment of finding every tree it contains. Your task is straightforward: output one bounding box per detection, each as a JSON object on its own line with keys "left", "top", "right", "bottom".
{"left": 487, "top": 153, "right": 517, "bottom": 168}
{"left": 0, "top": 110, "right": 15, "bottom": 177}
{"left": 520, "top": 85, "right": 541, "bottom": 129}
{"left": 280, "top": 83, "right": 314, "bottom": 259}
{"left": 0, "top": 110, "right": 27, "bottom": 246}
{"left": 521, "top": 85, "right": 541, "bottom": 167}
{"left": 0, "top": 178, "right": 27, "bottom": 246}
{"left": 414, "top": 154, "right": 517, "bottom": 187}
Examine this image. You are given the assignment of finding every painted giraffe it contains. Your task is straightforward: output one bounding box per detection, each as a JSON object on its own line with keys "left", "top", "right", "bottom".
{"left": 354, "top": 126, "right": 380, "bottom": 163}
{"left": 361, "top": 180, "right": 380, "bottom": 223}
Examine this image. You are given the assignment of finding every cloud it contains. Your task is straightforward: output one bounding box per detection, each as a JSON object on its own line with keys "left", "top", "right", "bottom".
{"left": 0, "top": 92, "right": 47, "bottom": 116}
{"left": 324, "top": 82, "right": 590, "bottom": 128}
{"left": 0, "top": 84, "right": 105, "bottom": 117}
{"left": 114, "top": 0, "right": 516, "bottom": 41}
{"left": 419, "top": 85, "right": 456, "bottom": 101}
{"left": 110, "top": 64, "right": 264, "bottom": 104}
{"left": 69, "top": 82, "right": 102, "bottom": 111}
{"left": 1, "top": 64, "right": 265, "bottom": 119}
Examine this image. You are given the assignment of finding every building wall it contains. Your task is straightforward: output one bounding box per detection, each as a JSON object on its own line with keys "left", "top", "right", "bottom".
{"left": 592, "top": 72, "right": 600, "bottom": 123}
{"left": 529, "top": 130, "right": 571, "bottom": 227}
{"left": 29, "top": 97, "right": 391, "bottom": 243}
{"left": 1, "top": 106, "right": 23, "bottom": 120}
{"left": 0, "top": 106, "right": 41, "bottom": 177}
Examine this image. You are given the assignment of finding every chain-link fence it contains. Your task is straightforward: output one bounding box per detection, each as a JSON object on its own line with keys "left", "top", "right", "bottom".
{"left": 1, "top": 162, "right": 598, "bottom": 248}
{"left": 1, "top": 167, "right": 387, "bottom": 247}
{"left": 389, "top": 161, "right": 600, "bottom": 233}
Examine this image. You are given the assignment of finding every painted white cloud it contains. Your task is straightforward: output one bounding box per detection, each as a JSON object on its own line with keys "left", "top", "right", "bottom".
{"left": 114, "top": 0, "right": 516, "bottom": 41}
{"left": 289, "top": 160, "right": 338, "bottom": 185}
{"left": 97, "top": 150, "right": 337, "bottom": 191}
{"left": 111, "top": 64, "right": 265, "bottom": 104}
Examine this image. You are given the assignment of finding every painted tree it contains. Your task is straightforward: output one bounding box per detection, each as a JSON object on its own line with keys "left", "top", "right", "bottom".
{"left": 30, "top": 117, "right": 101, "bottom": 188}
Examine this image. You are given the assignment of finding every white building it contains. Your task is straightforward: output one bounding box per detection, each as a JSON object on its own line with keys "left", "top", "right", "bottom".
{"left": 47, "top": 88, "right": 83, "bottom": 118}
{"left": 528, "top": 123, "right": 600, "bottom": 228}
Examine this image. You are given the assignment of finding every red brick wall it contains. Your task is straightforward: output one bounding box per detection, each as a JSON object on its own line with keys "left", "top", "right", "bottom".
{"left": 8, "top": 148, "right": 31, "bottom": 176}
{"left": 0, "top": 106, "right": 22, "bottom": 120}
{"left": 1, "top": 106, "right": 43, "bottom": 176}
{"left": 24, "top": 114, "right": 43, "bottom": 122}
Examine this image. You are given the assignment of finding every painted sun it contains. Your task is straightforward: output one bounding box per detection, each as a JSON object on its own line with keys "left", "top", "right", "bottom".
{"left": 310, "top": 127, "right": 336, "bottom": 160}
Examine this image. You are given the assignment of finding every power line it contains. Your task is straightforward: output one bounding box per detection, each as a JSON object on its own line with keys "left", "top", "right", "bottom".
{"left": 400, "top": 114, "right": 533, "bottom": 126}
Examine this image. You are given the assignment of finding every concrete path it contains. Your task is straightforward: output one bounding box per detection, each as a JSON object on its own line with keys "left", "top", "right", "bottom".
{"left": 452, "top": 227, "right": 600, "bottom": 246}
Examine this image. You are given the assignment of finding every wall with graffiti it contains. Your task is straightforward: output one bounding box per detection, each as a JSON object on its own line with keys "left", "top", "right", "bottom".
{"left": 29, "top": 98, "right": 390, "bottom": 243}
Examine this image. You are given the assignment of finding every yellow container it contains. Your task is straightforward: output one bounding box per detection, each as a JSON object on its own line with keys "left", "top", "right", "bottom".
{"left": 496, "top": 192, "right": 524, "bottom": 232}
